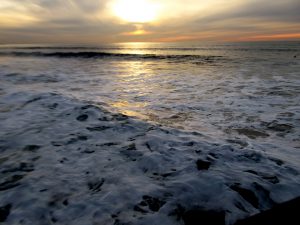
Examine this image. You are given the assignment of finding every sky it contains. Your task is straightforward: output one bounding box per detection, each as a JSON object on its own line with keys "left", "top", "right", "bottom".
{"left": 0, "top": 0, "right": 299, "bottom": 44}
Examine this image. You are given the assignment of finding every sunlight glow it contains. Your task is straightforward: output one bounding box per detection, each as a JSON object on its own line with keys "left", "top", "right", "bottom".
{"left": 112, "top": 0, "right": 159, "bottom": 23}
{"left": 0, "top": 0, "right": 39, "bottom": 27}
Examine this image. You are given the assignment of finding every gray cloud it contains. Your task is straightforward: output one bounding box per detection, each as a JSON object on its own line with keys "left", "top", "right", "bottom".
{"left": 0, "top": 0, "right": 299, "bottom": 44}
{"left": 146, "top": 0, "right": 300, "bottom": 41}
{"left": 195, "top": 0, "right": 300, "bottom": 24}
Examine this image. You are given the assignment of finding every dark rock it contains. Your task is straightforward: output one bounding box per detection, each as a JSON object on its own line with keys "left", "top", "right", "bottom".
{"left": 51, "top": 141, "right": 63, "bottom": 147}
{"left": 76, "top": 114, "right": 88, "bottom": 121}
{"left": 67, "top": 138, "right": 77, "bottom": 145}
{"left": 226, "top": 139, "right": 248, "bottom": 148}
{"left": 77, "top": 136, "right": 88, "bottom": 141}
{"left": 48, "top": 194, "right": 69, "bottom": 207}
{"left": 83, "top": 149, "right": 95, "bottom": 154}
{"left": 267, "top": 91, "right": 293, "bottom": 97}
{"left": 139, "top": 201, "right": 148, "bottom": 206}
{"left": 141, "top": 195, "right": 165, "bottom": 212}
{"left": 98, "top": 142, "right": 119, "bottom": 147}
{"left": 234, "top": 128, "right": 269, "bottom": 139}
{"left": 234, "top": 201, "right": 247, "bottom": 212}
{"left": 244, "top": 170, "right": 258, "bottom": 175}
{"left": 0, "top": 175, "right": 24, "bottom": 191}
{"left": 120, "top": 149, "right": 143, "bottom": 161}
{"left": 87, "top": 126, "right": 110, "bottom": 131}
{"left": 269, "top": 157, "right": 284, "bottom": 166}
{"left": 67, "top": 135, "right": 88, "bottom": 144}
{"left": 276, "top": 112, "right": 295, "bottom": 119}
{"left": 184, "top": 141, "right": 195, "bottom": 146}
{"left": 253, "top": 182, "right": 275, "bottom": 208}
{"left": 98, "top": 116, "right": 109, "bottom": 121}
{"left": 31, "top": 156, "right": 40, "bottom": 161}
{"left": 0, "top": 204, "right": 11, "bottom": 222}
{"left": 48, "top": 103, "right": 58, "bottom": 109}
{"left": 2, "top": 162, "right": 34, "bottom": 173}
{"left": 182, "top": 209, "right": 225, "bottom": 225}
{"left": 81, "top": 105, "right": 94, "bottom": 110}
{"left": 262, "top": 176, "right": 279, "bottom": 184}
{"left": 196, "top": 159, "right": 211, "bottom": 170}
{"left": 126, "top": 143, "right": 136, "bottom": 151}
{"left": 231, "top": 184, "right": 259, "bottom": 208}
{"left": 113, "top": 114, "right": 128, "bottom": 121}
{"left": 88, "top": 178, "right": 105, "bottom": 192}
{"left": 19, "top": 162, "right": 34, "bottom": 172}
{"left": 266, "top": 121, "right": 293, "bottom": 132}
{"left": 0, "top": 145, "right": 8, "bottom": 153}
{"left": 161, "top": 172, "right": 174, "bottom": 178}
{"left": 62, "top": 199, "right": 68, "bottom": 206}
{"left": 133, "top": 205, "right": 147, "bottom": 213}
{"left": 145, "top": 142, "right": 152, "bottom": 151}
{"left": 23, "top": 145, "right": 41, "bottom": 152}
{"left": 244, "top": 171, "right": 279, "bottom": 184}
{"left": 208, "top": 153, "right": 218, "bottom": 159}
{"left": 59, "top": 157, "right": 68, "bottom": 163}
{"left": 151, "top": 172, "right": 174, "bottom": 179}
{"left": 234, "top": 197, "right": 300, "bottom": 225}
{"left": 135, "top": 196, "right": 165, "bottom": 213}
{"left": 24, "top": 96, "right": 42, "bottom": 105}
{"left": 113, "top": 218, "right": 129, "bottom": 225}
{"left": 169, "top": 204, "right": 186, "bottom": 221}
{"left": 243, "top": 152, "right": 262, "bottom": 163}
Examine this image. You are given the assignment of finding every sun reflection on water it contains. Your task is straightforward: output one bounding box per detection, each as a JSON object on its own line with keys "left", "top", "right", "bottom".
{"left": 109, "top": 59, "right": 155, "bottom": 118}
{"left": 105, "top": 42, "right": 216, "bottom": 129}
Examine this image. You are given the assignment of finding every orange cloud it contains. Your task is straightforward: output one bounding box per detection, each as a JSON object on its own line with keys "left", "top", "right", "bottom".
{"left": 122, "top": 30, "right": 152, "bottom": 36}
{"left": 245, "top": 33, "right": 300, "bottom": 41}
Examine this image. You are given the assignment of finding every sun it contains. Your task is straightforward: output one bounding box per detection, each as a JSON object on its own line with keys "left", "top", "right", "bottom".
{"left": 112, "top": 0, "right": 159, "bottom": 23}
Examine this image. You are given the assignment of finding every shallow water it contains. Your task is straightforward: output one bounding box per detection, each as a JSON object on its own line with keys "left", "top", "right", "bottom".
{"left": 0, "top": 42, "right": 300, "bottom": 224}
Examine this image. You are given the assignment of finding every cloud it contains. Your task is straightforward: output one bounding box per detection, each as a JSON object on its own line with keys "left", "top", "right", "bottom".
{"left": 145, "top": 0, "right": 300, "bottom": 41}
{"left": 195, "top": 0, "right": 300, "bottom": 24}
{"left": 0, "top": 0, "right": 299, "bottom": 43}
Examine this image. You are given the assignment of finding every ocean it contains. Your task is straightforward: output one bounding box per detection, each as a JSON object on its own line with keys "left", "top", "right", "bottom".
{"left": 0, "top": 42, "right": 299, "bottom": 224}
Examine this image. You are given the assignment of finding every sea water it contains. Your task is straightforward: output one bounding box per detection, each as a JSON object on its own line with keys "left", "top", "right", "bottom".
{"left": 0, "top": 42, "right": 299, "bottom": 224}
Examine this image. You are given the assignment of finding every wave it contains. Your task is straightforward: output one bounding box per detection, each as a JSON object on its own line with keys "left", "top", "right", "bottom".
{"left": 0, "top": 51, "right": 224, "bottom": 61}
{"left": 0, "top": 47, "right": 299, "bottom": 52}
{"left": 0, "top": 44, "right": 299, "bottom": 52}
